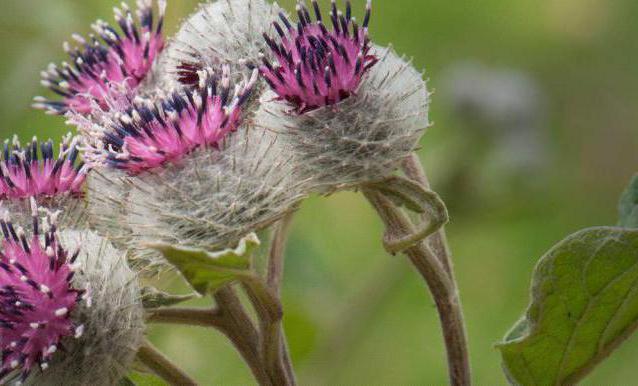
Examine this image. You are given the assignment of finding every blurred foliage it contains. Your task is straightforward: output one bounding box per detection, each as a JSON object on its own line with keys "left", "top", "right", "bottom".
{"left": 1, "top": 0, "right": 637, "bottom": 384}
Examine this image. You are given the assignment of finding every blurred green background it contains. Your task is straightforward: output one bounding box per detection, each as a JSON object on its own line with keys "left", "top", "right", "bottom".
{"left": 1, "top": 0, "right": 637, "bottom": 384}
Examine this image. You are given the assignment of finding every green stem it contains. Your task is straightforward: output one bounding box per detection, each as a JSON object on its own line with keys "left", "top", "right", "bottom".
{"left": 242, "top": 275, "right": 293, "bottom": 386}
{"left": 213, "top": 286, "right": 273, "bottom": 386}
{"left": 364, "top": 187, "right": 471, "bottom": 386}
{"left": 137, "top": 339, "right": 198, "bottom": 386}
{"left": 266, "top": 212, "right": 297, "bottom": 384}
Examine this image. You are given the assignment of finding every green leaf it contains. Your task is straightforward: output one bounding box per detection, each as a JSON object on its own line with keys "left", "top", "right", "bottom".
{"left": 148, "top": 233, "right": 260, "bottom": 295}
{"left": 498, "top": 227, "right": 638, "bottom": 385}
{"left": 140, "top": 287, "right": 198, "bottom": 310}
{"left": 619, "top": 174, "right": 638, "bottom": 228}
{"left": 371, "top": 176, "right": 447, "bottom": 217}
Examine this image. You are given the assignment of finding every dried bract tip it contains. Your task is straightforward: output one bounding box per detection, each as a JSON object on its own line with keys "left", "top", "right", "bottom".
{"left": 260, "top": 0, "right": 377, "bottom": 113}
{"left": 34, "top": 0, "right": 166, "bottom": 115}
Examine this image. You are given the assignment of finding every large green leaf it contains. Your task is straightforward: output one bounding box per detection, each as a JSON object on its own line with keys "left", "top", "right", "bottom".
{"left": 619, "top": 175, "right": 638, "bottom": 228}
{"left": 498, "top": 227, "right": 638, "bottom": 385}
{"left": 148, "top": 234, "right": 260, "bottom": 295}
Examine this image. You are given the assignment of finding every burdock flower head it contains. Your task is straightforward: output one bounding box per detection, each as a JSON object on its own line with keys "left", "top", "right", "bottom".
{"left": 34, "top": 0, "right": 166, "bottom": 115}
{"left": 77, "top": 65, "right": 257, "bottom": 174}
{"left": 0, "top": 203, "right": 83, "bottom": 383}
{"left": 157, "top": 0, "right": 284, "bottom": 91}
{"left": 260, "top": 0, "right": 376, "bottom": 112}
{"left": 80, "top": 66, "right": 305, "bottom": 269}
{"left": 0, "top": 202, "right": 144, "bottom": 385}
{"left": 0, "top": 135, "right": 89, "bottom": 227}
{"left": 258, "top": 0, "right": 430, "bottom": 191}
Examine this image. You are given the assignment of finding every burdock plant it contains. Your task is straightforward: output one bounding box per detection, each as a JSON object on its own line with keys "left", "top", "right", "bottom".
{"left": 6, "top": 0, "right": 637, "bottom": 385}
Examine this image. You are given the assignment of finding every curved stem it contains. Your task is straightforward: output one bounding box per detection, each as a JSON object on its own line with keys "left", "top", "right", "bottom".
{"left": 213, "top": 286, "right": 273, "bottom": 386}
{"left": 402, "top": 153, "right": 454, "bottom": 275}
{"left": 364, "top": 187, "right": 471, "bottom": 386}
{"left": 242, "top": 275, "right": 293, "bottom": 386}
{"left": 137, "top": 339, "right": 198, "bottom": 386}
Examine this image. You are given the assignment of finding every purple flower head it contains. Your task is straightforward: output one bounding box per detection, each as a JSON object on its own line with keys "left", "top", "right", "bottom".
{"left": 34, "top": 0, "right": 167, "bottom": 115}
{"left": 78, "top": 66, "right": 258, "bottom": 175}
{"left": 0, "top": 203, "right": 84, "bottom": 383}
{"left": 260, "top": 0, "right": 377, "bottom": 113}
{"left": 0, "top": 135, "right": 88, "bottom": 200}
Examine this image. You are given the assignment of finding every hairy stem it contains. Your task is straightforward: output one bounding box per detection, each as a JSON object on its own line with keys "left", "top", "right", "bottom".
{"left": 364, "top": 187, "right": 471, "bottom": 386}
{"left": 213, "top": 286, "right": 273, "bottom": 386}
{"left": 266, "top": 212, "right": 297, "bottom": 384}
{"left": 137, "top": 339, "right": 198, "bottom": 386}
{"left": 268, "top": 212, "right": 295, "bottom": 295}
{"left": 242, "top": 275, "right": 293, "bottom": 386}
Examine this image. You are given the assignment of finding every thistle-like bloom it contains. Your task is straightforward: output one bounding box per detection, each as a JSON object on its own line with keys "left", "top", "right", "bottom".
{"left": 34, "top": 0, "right": 166, "bottom": 115}
{"left": 0, "top": 204, "right": 84, "bottom": 383}
{"left": 258, "top": 46, "right": 430, "bottom": 189}
{"left": 0, "top": 135, "right": 88, "bottom": 200}
{"left": 26, "top": 229, "right": 144, "bottom": 386}
{"left": 260, "top": 0, "right": 377, "bottom": 113}
{"left": 76, "top": 66, "right": 257, "bottom": 174}
{"left": 88, "top": 127, "right": 307, "bottom": 270}
{"left": 158, "top": 0, "right": 284, "bottom": 89}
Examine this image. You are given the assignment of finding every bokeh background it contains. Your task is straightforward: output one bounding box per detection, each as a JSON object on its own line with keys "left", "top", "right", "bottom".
{"left": 1, "top": 0, "right": 637, "bottom": 384}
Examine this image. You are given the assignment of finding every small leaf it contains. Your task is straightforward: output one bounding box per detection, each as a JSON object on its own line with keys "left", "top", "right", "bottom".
{"left": 619, "top": 174, "right": 638, "bottom": 228}
{"left": 371, "top": 176, "right": 446, "bottom": 217}
{"left": 367, "top": 176, "right": 449, "bottom": 253}
{"left": 498, "top": 227, "right": 638, "bottom": 385}
{"left": 148, "top": 234, "right": 260, "bottom": 295}
{"left": 140, "top": 287, "right": 198, "bottom": 309}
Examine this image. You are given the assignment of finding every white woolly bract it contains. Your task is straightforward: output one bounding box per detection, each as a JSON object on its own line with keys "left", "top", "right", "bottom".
{"left": 0, "top": 197, "right": 88, "bottom": 231}
{"left": 86, "top": 168, "right": 134, "bottom": 252}
{"left": 156, "top": 0, "right": 284, "bottom": 89}
{"left": 88, "top": 128, "right": 307, "bottom": 270}
{"left": 25, "top": 230, "right": 144, "bottom": 386}
{"left": 257, "top": 46, "right": 431, "bottom": 191}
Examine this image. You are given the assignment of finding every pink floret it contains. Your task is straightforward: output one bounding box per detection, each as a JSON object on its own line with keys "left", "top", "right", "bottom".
{"left": 81, "top": 67, "right": 257, "bottom": 174}
{"left": 0, "top": 210, "right": 83, "bottom": 382}
{"left": 34, "top": 0, "right": 167, "bottom": 115}
{"left": 260, "top": 0, "right": 377, "bottom": 113}
{"left": 0, "top": 136, "right": 88, "bottom": 200}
